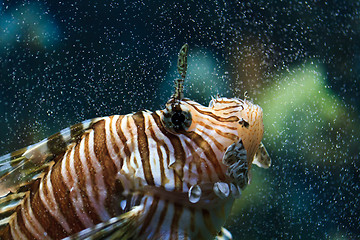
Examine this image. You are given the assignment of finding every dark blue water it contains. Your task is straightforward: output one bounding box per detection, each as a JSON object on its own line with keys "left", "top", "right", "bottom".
{"left": 1, "top": 1, "right": 359, "bottom": 239}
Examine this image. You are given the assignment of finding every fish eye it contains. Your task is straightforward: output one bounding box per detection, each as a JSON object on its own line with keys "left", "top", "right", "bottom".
{"left": 162, "top": 105, "right": 192, "bottom": 133}
{"left": 171, "top": 111, "right": 186, "bottom": 126}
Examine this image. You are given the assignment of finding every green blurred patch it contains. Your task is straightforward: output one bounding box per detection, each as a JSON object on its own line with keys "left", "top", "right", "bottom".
{"left": 258, "top": 61, "right": 358, "bottom": 166}
{"left": 228, "top": 60, "right": 359, "bottom": 226}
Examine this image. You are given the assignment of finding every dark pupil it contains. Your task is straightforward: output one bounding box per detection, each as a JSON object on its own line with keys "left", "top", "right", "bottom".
{"left": 171, "top": 111, "right": 185, "bottom": 126}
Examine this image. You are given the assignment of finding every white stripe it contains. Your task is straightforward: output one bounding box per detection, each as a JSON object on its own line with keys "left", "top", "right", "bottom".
{"left": 38, "top": 168, "right": 71, "bottom": 233}
{"left": 177, "top": 207, "right": 191, "bottom": 239}
{"left": 0, "top": 153, "right": 12, "bottom": 171}
{"left": 88, "top": 130, "right": 110, "bottom": 221}
{"left": 129, "top": 116, "right": 147, "bottom": 186}
{"left": 23, "top": 138, "right": 49, "bottom": 160}
{"left": 10, "top": 215, "right": 28, "bottom": 240}
{"left": 78, "top": 137, "right": 97, "bottom": 222}
{"left": 60, "top": 151, "right": 70, "bottom": 187}
{"left": 60, "top": 128, "right": 71, "bottom": 142}
{"left": 184, "top": 137, "right": 214, "bottom": 182}
{"left": 145, "top": 198, "right": 165, "bottom": 239}
{"left": 21, "top": 194, "right": 49, "bottom": 239}
{"left": 157, "top": 201, "right": 175, "bottom": 240}
{"left": 159, "top": 145, "right": 175, "bottom": 191}
{"left": 112, "top": 116, "right": 130, "bottom": 169}
{"left": 144, "top": 115, "right": 162, "bottom": 187}
{"left": 67, "top": 144, "right": 93, "bottom": 227}
{"left": 120, "top": 115, "right": 136, "bottom": 175}
{"left": 81, "top": 119, "right": 94, "bottom": 129}
{"left": 106, "top": 115, "right": 122, "bottom": 171}
{"left": 148, "top": 114, "right": 176, "bottom": 191}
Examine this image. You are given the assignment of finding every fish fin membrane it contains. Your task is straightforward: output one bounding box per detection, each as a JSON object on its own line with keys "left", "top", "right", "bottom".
{"left": 215, "top": 227, "right": 233, "bottom": 240}
{"left": 223, "top": 139, "right": 249, "bottom": 188}
{"left": 63, "top": 205, "right": 145, "bottom": 240}
{"left": 0, "top": 191, "right": 27, "bottom": 230}
{"left": 252, "top": 142, "right": 271, "bottom": 168}
{"left": 0, "top": 117, "right": 103, "bottom": 197}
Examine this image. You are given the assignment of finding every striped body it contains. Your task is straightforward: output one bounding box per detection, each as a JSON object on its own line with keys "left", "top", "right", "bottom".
{"left": 0, "top": 97, "right": 265, "bottom": 239}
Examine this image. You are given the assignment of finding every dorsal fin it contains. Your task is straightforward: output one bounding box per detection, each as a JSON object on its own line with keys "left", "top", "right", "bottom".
{"left": 0, "top": 117, "right": 103, "bottom": 197}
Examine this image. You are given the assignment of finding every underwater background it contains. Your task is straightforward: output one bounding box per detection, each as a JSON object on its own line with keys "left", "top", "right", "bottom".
{"left": 0, "top": 1, "right": 359, "bottom": 239}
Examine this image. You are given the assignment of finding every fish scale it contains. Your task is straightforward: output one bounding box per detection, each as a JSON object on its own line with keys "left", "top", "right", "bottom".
{"left": 0, "top": 44, "right": 271, "bottom": 240}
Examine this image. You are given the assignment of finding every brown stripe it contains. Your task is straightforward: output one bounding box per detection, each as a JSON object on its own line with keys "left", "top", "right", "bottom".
{"left": 152, "top": 112, "right": 185, "bottom": 190}
{"left": 148, "top": 123, "right": 169, "bottom": 186}
{"left": 153, "top": 199, "right": 168, "bottom": 238}
{"left": 214, "top": 128, "right": 238, "bottom": 140}
{"left": 80, "top": 130, "right": 101, "bottom": 223}
{"left": 221, "top": 110, "right": 243, "bottom": 115}
{"left": 10, "top": 147, "right": 27, "bottom": 161}
{"left": 183, "top": 132, "right": 225, "bottom": 180}
{"left": 51, "top": 156, "right": 85, "bottom": 234}
{"left": 64, "top": 147, "right": 74, "bottom": 187}
{"left": 115, "top": 116, "right": 131, "bottom": 160}
{"left": 193, "top": 117, "right": 238, "bottom": 131}
{"left": 125, "top": 117, "right": 137, "bottom": 173}
{"left": 190, "top": 104, "right": 239, "bottom": 123}
{"left": 170, "top": 202, "right": 183, "bottom": 240}
{"left": 214, "top": 98, "right": 244, "bottom": 104}
{"left": 139, "top": 196, "right": 159, "bottom": 236}
{"left": 17, "top": 195, "right": 36, "bottom": 239}
{"left": 132, "top": 111, "right": 154, "bottom": 186}
{"left": 213, "top": 105, "right": 243, "bottom": 112}
{"left": 108, "top": 116, "right": 123, "bottom": 169}
{"left": 0, "top": 225, "right": 12, "bottom": 239}
{"left": 70, "top": 122, "right": 84, "bottom": 140}
{"left": 184, "top": 140, "right": 209, "bottom": 182}
{"left": 92, "top": 118, "right": 118, "bottom": 195}
{"left": 104, "top": 116, "right": 125, "bottom": 215}
{"left": 30, "top": 178, "right": 67, "bottom": 239}
{"left": 190, "top": 207, "right": 196, "bottom": 233}
{"left": 197, "top": 128, "right": 225, "bottom": 152}
{"left": 47, "top": 132, "right": 67, "bottom": 155}
{"left": 202, "top": 209, "right": 217, "bottom": 236}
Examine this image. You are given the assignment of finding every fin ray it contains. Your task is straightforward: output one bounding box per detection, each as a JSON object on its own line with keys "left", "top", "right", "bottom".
{"left": 0, "top": 118, "right": 103, "bottom": 197}
{"left": 63, "top": 206, "right": 144, "bottom": 240}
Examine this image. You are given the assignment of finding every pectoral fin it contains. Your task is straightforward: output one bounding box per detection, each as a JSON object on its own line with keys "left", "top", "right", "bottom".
{"left": 222, "top": 139, "right": 249, "bottom": 189}
{"left": 215, "top": 227, "right": 233, "bottom": 240}
{"left": 252, "top": 142, "right": 271, "bottom": 168}
{"left": 0, "top": 118, "right": 103, "bottom": 197}
{"left": 63, "top": 206, "right": 144, "bottom": 240}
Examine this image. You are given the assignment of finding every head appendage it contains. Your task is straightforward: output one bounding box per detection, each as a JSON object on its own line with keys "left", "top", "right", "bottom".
{"left": 172, "top": 43, "right": 189, "bottom": 102}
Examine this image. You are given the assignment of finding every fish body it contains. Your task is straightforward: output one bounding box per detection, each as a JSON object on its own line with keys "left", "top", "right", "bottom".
{"left": 0, "top": 45, "right": 271, "bottom": 240}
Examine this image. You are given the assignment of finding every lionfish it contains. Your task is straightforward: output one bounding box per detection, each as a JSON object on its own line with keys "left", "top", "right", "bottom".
{"left": 0, "top": 44, "right": 271, "bottom": 240}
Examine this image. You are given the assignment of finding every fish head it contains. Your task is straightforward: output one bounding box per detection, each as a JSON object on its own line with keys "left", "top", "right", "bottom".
{"left": 162, "top": 97, "right": 264, "bottom": 166}
{"left": 207, "top": 97, "right": 264, "bottom": 166}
